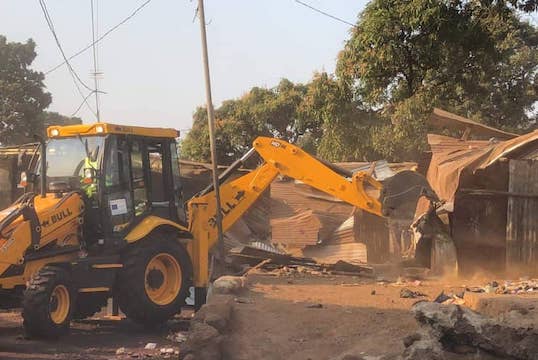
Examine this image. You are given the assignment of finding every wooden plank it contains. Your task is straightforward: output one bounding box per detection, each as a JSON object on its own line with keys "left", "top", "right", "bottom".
{"left": 506, "top": 160, "right": 538, "bottom": 275}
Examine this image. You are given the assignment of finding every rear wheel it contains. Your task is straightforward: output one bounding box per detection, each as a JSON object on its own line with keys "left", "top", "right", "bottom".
{"left": 22, "top": 265, "right": 75, "bottom": 338}
{"left": 117, "top": 233, "right": 191, "bottom": 326}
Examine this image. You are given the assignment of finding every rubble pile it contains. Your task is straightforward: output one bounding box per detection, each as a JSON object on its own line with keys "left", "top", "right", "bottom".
{"left": 181, "top": 294, "right": 234, "bottom": 360}
{"left": 403, "top": 301, "right": 538, "bottom": 360}
{"left": 465, "top": 278, "right": 538, "bottom": 295}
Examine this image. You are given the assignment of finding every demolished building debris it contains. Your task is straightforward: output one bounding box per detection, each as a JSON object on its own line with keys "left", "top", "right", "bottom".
{"left": 421, "top": 126, "right": 538, "bottom": 275}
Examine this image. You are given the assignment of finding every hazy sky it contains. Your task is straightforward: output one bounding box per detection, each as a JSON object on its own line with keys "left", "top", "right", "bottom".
{"left": 1, "top": 1, "right": 367, "bottom": 135}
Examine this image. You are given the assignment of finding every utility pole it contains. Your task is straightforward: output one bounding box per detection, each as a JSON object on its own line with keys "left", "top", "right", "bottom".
{"left": 90, "top": 0, "right": 101, "bottom": 121}
{"left": 197, "top": 0, "right": 225, "bottom": 272}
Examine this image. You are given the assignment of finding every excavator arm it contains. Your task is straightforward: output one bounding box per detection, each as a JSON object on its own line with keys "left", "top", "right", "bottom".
{"left": 187, "top": 137, "right": 387, "bottom": 289}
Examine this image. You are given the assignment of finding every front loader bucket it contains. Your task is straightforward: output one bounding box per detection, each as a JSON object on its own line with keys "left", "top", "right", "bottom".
{"left": 378, "top": 170, "right": 438, "bottom": 218}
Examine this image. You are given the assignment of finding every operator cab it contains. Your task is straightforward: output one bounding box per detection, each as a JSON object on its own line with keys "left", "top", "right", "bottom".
{"left": 27, "top": 123, "right": 185, "bottom": 250}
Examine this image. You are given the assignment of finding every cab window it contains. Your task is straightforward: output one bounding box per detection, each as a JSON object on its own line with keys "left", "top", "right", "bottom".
{"left": 131, "top": 140, "right": 148, "bottom": 216}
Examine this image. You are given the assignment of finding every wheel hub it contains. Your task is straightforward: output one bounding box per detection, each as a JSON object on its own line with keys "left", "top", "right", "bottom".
{"left": 49, "top": 285, "right": 70, "bottom": 324}
{"left": 144, "top": 253, "right": 182, "bottom": 306}
{"left": 146, "top": 268, "right": 165, "bottom": 289}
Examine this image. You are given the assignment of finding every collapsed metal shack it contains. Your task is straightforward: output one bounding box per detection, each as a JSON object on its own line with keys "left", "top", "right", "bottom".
{"left": 425, "top": 128, "right": 538, "bottom": 276}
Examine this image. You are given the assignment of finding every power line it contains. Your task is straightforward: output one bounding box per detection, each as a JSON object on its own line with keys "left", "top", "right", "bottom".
{"left": 38, "top": 0, "right": 98, "bottom": 118}
{"left": 71, "top": 90, "right": 97, "bottom": 117}
{"left": 39, "top": 0, "right": 95, "bottom": 92}
{"left": 45, "top": 0, "right": 153, "bottom": 75}
{"left": 294, "top": 0, "right": 357, "bottom": 28}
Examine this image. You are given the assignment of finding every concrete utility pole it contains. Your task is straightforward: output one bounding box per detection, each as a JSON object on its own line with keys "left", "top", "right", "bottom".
{"left": 197, "top": 0, "right": 225, "bottom": 269}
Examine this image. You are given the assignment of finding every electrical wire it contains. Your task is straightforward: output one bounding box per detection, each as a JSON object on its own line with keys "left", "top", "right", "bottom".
{"left": 294, "top": 0, "right": 357, "bottom": 28}
{"left": 71, "top": 90, "right": 97, "bottom": 117}
{"left": 38, "top": 0, "right": 98, "bottom": 118}
{"left": 45, "top": 0, "right": 153, "bottom": 75}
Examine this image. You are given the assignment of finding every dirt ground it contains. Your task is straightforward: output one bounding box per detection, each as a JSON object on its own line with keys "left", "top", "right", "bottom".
{"left": 0, "top": 308, "right": 191, "bottom": 360}
{"left": 221, "top": 271, "right": 468, "bottom": 360}
{"left": 0, "top": 272, "right": 508, "bottom": 360}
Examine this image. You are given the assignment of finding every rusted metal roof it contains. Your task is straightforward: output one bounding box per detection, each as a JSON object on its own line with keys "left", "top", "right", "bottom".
{"left": 300, "top": 242, "right": 367, "bottom": 264}
{"left": 430, "top": 108, "right": 518, "bottom": 140}
{"left": 427, "top": 130, "right": 538, "bottom": 203}
{"left": 270, "top": 210, "right": 321, "bottom": 248}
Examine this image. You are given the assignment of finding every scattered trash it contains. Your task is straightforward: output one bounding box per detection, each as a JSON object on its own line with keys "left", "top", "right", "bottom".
{"left": 465, "top": 278, "right": 538, "bottom": 295}
{"left": 144, "top": 343, "right": 157, "bottom": 350}
{"left": 116, "top": 347, "right": 126, "bottom": 355}
{"left": 433, "top": 291, "right": 451, "bottom": 303}
{"left": 371, "top": 289, "right": 376, "bottom": 295}
{"left": 166, "top": 332, "right": 187, "bottom": 343}
{"left": 400, "top": 288, "right": 427, "bottom": 299}
{"left": 306, "top": 303, "right": 323, "bottom": 309}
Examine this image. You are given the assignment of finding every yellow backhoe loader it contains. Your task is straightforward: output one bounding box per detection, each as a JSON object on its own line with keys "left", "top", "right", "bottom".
{"left": 0, "top": 123, "right": 431, "bottom": 338}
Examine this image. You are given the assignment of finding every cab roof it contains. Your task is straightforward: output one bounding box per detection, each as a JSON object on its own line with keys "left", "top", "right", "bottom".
{"left": 47, "top": 123, "right": 179, "bottom": 139}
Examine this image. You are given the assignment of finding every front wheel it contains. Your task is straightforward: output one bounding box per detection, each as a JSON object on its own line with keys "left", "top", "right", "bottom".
{"left": 117, "top": 233, "right": 192, "bottom": 326}
{"left": 22, "top": 265, "right": 75, "bottom": 338}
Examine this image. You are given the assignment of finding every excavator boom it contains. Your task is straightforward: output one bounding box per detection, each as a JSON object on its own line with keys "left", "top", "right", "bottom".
{"left": 187, "top": 136, "right": 393, "bottom": 288}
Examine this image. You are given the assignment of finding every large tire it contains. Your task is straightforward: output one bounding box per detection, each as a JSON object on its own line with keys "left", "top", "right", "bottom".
{"left": 22, "top": 265, "right": 75, "bottom": 339}
{"left": 117, "top": 233, "right": 192, "bottom": 326}
{"left": 73, "top": 293, "right": 109, "bottom": 320}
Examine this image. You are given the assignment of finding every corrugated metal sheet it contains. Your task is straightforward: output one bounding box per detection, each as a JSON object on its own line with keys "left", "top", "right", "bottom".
{"left": 270, "top": 179, "right": 353, "bottom": 243}
{"left": 329, "top": 216, "right": 355, "bottom": 244}
{"left": 426, "top": 130, "right": 538, "bottom": 204}
{"left": 270, "top": 210, "right": 321, "bottom": 248}
{"left": 300, "top": 243, "right": 367, "bottom": 264}
{"left": 351, "top": 160, "right": 395, "bottom": 180}
{"left": 430, "top": 108, "right": 518, "bottom": 140}
{"left": 354, "top": 209, "right": 390, "bottom": 263}
{"left": 506, "top": 159, "right": 538, "bottom": 274}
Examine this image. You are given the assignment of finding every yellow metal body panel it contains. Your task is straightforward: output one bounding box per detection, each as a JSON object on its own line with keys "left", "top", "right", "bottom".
{"left": 47, "top": 122, "right": 179, "bottom": 139}
{"left": 92, "top": 264, "right": 123, "bottom": 269}
{"left": 0, "top": 193, "right": 83, "bottom": 289}
{"left": 124, "top": 215, "right": 189, "bottom": 243}
{"left": 0, "top": 253, "right": 78, "bottom": 289}
{"left": 188, "top": 163, "right": 279, "bottom": 286}
{"left": 78, "top": 287, "right": 110, "bottom": 293}
{"left": 253, "top": 137, "right": 383, "bottom": 216}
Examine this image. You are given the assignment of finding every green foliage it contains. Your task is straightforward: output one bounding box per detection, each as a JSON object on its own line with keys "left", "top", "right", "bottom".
{"left": 299, "top": 72, "right": 381, "bottom": 161}
{"left": 0, "top": 36, "right": 52, "bottom": 145}
{"left": 181, "top": 79, "right": 308, "bottom": 164}
{"left": 183, "top": 1, "right": 538, "bottom": 164}
{"left": 337, "top": 0, "right": 538, "bottom": 133}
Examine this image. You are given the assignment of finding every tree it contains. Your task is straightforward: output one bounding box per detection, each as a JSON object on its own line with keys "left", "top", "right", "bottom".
{"left": 0, "top": 36, "right": 51, "bottom": 145}
{"left": 182, "top": 1, "right": 538, "bottom": 164}
{"left": 335, "top": 0, "right": 538, "bottom": 160}
{"left": 299, "top": 72, "right": 382, "bottom": 161}
{"left": 181, "top": 79, "right": 307, "bottom": 164}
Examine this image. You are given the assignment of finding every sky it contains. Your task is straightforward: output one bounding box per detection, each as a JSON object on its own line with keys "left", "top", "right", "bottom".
{"left": 0, "top": 0, "right": 368, "bottom": 136}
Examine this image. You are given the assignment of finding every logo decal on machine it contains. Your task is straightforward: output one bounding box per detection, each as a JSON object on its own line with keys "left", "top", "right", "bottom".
{"left": 41, "top": 208, "right": 73, "bottom": 228}
{"left": 208, "top": 190, "right": 246, "bottom": 228}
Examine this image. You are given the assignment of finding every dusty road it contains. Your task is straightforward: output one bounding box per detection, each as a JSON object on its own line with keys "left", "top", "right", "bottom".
{"left": 0, "top": 273, "right": 489, "bottom": 360}
{"left": 221, "top": 272, "right": 468, "bottom": 360}
{"left": 0, "top": 309, "right": 190, "bottom": 360}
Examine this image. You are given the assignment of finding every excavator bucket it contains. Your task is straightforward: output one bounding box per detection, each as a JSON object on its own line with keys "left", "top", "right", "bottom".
{"left": 378, "top": 170, "right": 438, "bottom": 219}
